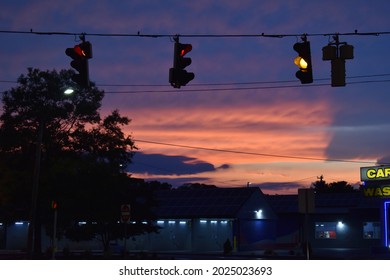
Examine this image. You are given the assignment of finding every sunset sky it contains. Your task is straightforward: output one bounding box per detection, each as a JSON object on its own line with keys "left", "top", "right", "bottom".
{"left": 1, "top": 0, "right": 390, "bottom": 194}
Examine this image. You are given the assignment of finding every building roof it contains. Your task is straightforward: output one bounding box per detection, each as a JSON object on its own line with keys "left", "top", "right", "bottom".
{"left": 153, "top": 187, "right": 385, "bottom": 219}
{"left": 266, "top": 191, "right": 385, "bottom": 214}
{"left": 265, "top": 194, "right": 299, "bottom": 213}
{"left": 154, "top": 187, "right": 270, "bottom": 219}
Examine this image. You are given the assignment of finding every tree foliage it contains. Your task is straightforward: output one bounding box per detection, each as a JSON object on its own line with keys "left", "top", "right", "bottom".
{"left": 311, "top": 176, "right": 357, "bottom": 193}
{"left": 0, "top": 68, "right": 151, "bottom": 253}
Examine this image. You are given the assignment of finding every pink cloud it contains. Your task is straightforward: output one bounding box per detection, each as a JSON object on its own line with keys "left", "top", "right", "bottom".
{"left": 126, "top": 96, "right": 334, "bottom": 167}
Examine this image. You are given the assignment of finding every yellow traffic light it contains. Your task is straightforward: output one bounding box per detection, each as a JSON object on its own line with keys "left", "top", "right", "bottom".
{"left": 294, "top": 56, "right": 308, "bottom": 70}
{"left": 293, "top": 41, "right": 313, "bottom": 84}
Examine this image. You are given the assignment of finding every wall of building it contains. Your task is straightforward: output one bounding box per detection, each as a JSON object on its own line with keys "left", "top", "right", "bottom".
{"left": 149, "top": 220, "right": 192, "bottom": 251}
{"left": 309, "top": 209, "right": 383, "bottom": 251}
{"left": 192, "top": 219, "right": 233, "bottom": 252}
{"left": 0, "top": 223, "right": 6, "bottom": 249}
{"left": 2, "top": 197, "right": 386, "bottom": 255}
{"left": 0, "top": 218, "right": 237, "bottom": 253}
{"left": 238, "top": 219, "right": 276, "bottom": 251}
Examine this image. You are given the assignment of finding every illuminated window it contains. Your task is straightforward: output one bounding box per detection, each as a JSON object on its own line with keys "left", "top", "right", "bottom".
{"left": 315, "top": 222, "right": 337, "bottom": 239}
{"left": 363, "top": 222, "right": 380, "bottom": 239}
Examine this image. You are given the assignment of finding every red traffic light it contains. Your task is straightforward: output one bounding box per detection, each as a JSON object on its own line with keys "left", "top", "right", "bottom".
{"left": 169, "top": 41, "right": 195, "bottom": 88}
{"left": 179, "top": 44, "right": 192, "bottom": 57}
{"left": 74, "top": 45, "right": 84, "bottom": 57}
{"left": 65, "top": 41, "right": 92, "bottom": 88}
{"left": 65, "top": 42, "right": 92, "bottom": 59}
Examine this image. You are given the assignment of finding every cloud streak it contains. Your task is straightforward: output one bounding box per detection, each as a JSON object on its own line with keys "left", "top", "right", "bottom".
{"left": 129, "top": 152, "right": 217, "bottom": 176}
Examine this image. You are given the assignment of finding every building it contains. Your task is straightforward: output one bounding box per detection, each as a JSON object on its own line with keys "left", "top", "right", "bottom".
{"left": 128, "top": 187, "right": 277, "bottom": 252}
{"left": 1, "top": 183, "right": 390, "bottom": 258}
{"left": 268, "top": 192, "right": 387, "bottom": 257}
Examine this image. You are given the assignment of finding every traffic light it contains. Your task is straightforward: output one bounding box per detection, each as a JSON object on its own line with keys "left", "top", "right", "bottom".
{"left": 293, "top": 41, "right": 313, "bottom": 84}
{"left": 65, "top": 41, "right": 92, "bottom": 88}
{"left": 51, "top": 200, "right": 58, "bottom": 210}
{"left": 169, "top": 42, "right": 195, "bottom": 88}
{"left": 322, "top": 35, "right": 354, "bottom": 87}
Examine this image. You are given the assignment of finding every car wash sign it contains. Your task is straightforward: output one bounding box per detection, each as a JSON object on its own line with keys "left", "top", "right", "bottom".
{"left": 361, "top": 166, "right": 390, "bottom": 197}
{"left": 361, "top": 166, "right": 390, "bottom": 181}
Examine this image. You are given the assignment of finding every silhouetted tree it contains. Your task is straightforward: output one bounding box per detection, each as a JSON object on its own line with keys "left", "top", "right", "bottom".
{"left": 0, "top": 68, "right": 138, "bottom": 255}
{"left": 178, "top": 183, "right": 217, "bottom": 189}
{"left": 328, "top": 181, "right": 357, "bottom": 193}
{"left": 57, "top": 174, "right": 160, "bottom": 253}
{"left": 311, "top": 175, "right": 357, "bottom": 193}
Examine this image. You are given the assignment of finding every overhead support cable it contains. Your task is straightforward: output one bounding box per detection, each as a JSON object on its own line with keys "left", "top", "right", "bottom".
{"left": 1, "top": 29, "right": 390, "bottom": 38}
{"left": 134, "top": 139, "right": 381, "bottom": 165}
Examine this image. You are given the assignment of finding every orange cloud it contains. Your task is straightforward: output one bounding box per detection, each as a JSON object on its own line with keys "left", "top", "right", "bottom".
{"left": 126, "top": 94, "right": 334, "bottom": 168}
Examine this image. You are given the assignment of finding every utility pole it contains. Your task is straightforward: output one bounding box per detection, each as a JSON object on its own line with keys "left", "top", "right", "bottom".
{"left": 28, "top": 119, "right": 44, "bottom": 258}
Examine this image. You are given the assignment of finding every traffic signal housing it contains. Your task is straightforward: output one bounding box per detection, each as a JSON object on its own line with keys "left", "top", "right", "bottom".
{"left": 322, "top": 42, "right": 353, "bottom": 87}
{"left": 65, "top": 41, "right": 92, "bottom": 88}
{"left": 169, "top": 42, "right": 195, "bottom": 88}
{"left": 330, "top": 58, "right": 346, "bottom": 87}
{"left": 293, "top": 41, "right": 313, "bottom": 84}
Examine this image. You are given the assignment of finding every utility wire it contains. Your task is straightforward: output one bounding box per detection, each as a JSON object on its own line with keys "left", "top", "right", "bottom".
{"left": 102, "top": 79, "right": 390, "bottom": 94}
{"left": 1, "top": 29, "right": 390, "bottom": 38}
{"left": 2, "top": 75, "right": 390, "bottom": 94}
{"left": 134, "top": 139, "right": 380, "bottom": 165}
{"left": 1, "top": 73, "right": 390, "bottom": 88}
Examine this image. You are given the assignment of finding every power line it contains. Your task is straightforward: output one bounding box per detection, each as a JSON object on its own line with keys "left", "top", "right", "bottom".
{"left": 102, "top": 79, "right": 390, "bottom": 94}
{"left": 67, "top": 73, "right": 390, "bottom": 88}
{"left": 2, "top": 73, "right": 390, "bottom": 88}
{"left": 134, "top": 139, "right": 380, "bottom": 165}
{"left": 2, "top": 74, "right": 390, "bottom": 95}
{"left": 1, "top": 29, "right": 390, "bottom": 38}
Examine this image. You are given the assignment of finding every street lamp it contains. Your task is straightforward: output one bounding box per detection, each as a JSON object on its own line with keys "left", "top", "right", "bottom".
{"left": 64, "top": 88, "right": 74, "bottom": 95}
{"left": 28, "top": 88, "right": 74, "bottom": 258}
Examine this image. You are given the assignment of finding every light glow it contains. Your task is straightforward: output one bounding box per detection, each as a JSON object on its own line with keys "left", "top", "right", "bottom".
{"left": 294, "top": 56, "right": 308, "bottom": 69}
{"left": 337, "top": 221, "right": 345, "bottom": 230}
{"left": 254, "top": 209, "right": 263, "bottom": 219}
{"left": 384, "top": 201, "right": 390, "bottom": 247}
{"left": 64, "top": 88, "right": 74, "bottom": 95}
